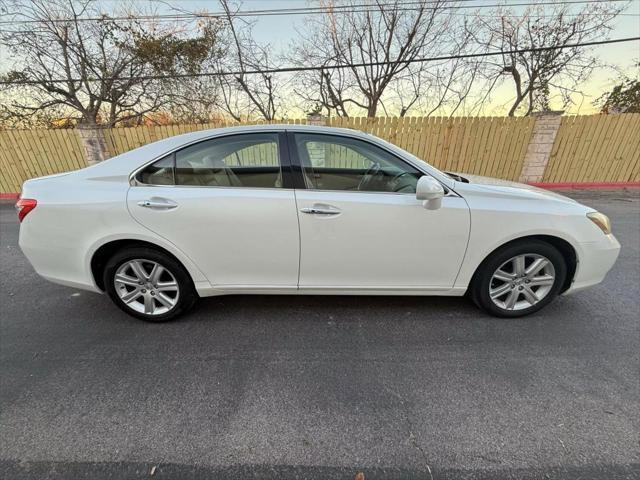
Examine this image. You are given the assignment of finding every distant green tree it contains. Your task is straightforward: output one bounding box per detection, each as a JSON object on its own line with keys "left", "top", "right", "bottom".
{"left": 596, "top": 70, "right": 640, "bottom": 114}
{"left": 0, "top": 0, "right": 223, "bottom": 127}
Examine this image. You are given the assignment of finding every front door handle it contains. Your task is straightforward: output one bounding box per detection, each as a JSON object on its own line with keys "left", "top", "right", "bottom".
{"left": 300, "top": 204, "right": 341, "bottom": 216}
{"left": 138, "top": 198, "right": 178, "bottom": 210}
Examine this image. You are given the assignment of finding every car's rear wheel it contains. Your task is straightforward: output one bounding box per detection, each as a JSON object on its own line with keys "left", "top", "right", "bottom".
{"left": 470, "top": 240, "right": 567, "bottom": 317}
{"left": 103, "top": 247, "right": 197, "bottom": 322}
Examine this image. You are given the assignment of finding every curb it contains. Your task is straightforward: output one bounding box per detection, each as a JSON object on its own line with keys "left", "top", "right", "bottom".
{"left": 527, "top": 182, "right": 640, "bottom": 190}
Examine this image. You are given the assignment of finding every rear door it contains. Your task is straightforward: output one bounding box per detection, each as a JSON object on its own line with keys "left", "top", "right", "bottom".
{"left": 127, "top": 131, "right": 300, "bottom": 288}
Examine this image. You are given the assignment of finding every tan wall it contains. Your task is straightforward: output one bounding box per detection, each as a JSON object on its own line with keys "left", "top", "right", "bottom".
{"left": 0, "top": 114, "right": 638, "bottom": 193}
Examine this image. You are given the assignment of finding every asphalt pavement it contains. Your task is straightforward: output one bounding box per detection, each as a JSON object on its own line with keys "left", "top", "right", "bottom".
{"left": 0, "top": 190, "right": 638, "bottom": 480}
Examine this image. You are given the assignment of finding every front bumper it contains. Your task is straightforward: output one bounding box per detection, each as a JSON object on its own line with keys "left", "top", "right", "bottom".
{"left": 564, "top": 234, "right": 620, "bottom": 295}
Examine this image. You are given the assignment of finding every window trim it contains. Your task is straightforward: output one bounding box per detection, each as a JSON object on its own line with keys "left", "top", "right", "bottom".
{"left": 286, "top": 131, "right": 448, "bottom": 195}
{"left": 130, "top": 131, "right": 293, "bottom": 189}
{"left": 134, "top": 152, "right": 176, "bottom": 186}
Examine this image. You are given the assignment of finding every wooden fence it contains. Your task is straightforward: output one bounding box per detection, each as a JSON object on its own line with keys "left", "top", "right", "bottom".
{"left": 329, "top": 116, "right": 535, "bottom": 181}
{"left": 543, "top": 114, "right": 640, "bottom": 183}
{"left": 0, "top": 129, "right": 86, "bottom": 194}
{"left": 103, "top": 119, "right": 308, "bottom": 157}
{"left": 1, "top": 114, "right": 638, "bottom": 193}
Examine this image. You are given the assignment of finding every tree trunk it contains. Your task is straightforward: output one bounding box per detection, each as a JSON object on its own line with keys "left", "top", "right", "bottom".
{"left": 77, "top": 121, "right": 109, "bottom": 165}
{"left": 507, "top": 98, "right": 521, "bottom": 117}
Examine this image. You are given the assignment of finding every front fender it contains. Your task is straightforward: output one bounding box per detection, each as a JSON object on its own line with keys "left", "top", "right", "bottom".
{"left": 453, "top": 185, "right": 597, "bottom": 290}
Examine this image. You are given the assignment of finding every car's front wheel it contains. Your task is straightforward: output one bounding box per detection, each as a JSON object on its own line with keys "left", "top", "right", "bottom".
{"left": 470, "top": 240, "right": 567, "bottom": 317}
{"left": 103, "top": 247, "right": 197, "bottom": 322}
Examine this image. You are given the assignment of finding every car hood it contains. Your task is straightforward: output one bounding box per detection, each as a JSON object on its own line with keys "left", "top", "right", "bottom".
{"left": 452, "top": 173, "right": 580, "bottom": 205}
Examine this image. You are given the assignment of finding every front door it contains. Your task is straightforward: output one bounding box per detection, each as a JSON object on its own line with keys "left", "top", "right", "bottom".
{"left": 290, "top": 132, "right": 470, "bottom": 291}
{"left": 127, "top": 132, "right": 300, "bottom": 288}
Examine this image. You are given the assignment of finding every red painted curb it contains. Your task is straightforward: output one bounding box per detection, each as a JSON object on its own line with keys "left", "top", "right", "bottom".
{"left": 528, "top": 182, "right": 640, "bottom": 190}
{"left": 0, "top": 193, "right": 19, "bottom": 200}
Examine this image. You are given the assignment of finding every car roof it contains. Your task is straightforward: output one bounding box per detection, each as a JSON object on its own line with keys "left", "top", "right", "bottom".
{"left": 181, "top": 123, "right": 372, "bottom": 137}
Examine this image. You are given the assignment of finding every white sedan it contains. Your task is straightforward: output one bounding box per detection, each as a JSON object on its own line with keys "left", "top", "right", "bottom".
{"left": 17, "top": 125, "right": 620, "bottom": 321}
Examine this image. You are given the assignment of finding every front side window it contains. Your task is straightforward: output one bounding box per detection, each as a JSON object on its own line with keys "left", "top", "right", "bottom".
{"left": 137, "top": 133, "right": 282, "bottom": 188}
{"left": 293, "top": 133, "right": 421, "bottom": 193}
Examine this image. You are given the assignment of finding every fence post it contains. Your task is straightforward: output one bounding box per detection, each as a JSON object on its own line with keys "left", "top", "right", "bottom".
{"left": 306, "top": 112, "right": 327, "bottom": 126}
{"left": 519, "top": 111, "right": 563, "bottom": 184}
{"left": 76, "top": 124, "right": 109, "bottom": 166}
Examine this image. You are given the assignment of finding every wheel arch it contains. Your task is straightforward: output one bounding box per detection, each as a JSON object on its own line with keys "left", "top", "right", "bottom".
{"left": 91, "top": 239, "right": 200, "bottom": 291}
{"left": 470, "top": 234, "right": 577, "bottom": 293}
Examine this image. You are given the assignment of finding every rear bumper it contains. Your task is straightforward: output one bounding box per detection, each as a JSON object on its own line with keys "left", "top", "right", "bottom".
{"left": 19, "top": 226, "right": 101, "bottom": 293}
{"left": 564, "top": 234, "right": 620, "bottom": 295}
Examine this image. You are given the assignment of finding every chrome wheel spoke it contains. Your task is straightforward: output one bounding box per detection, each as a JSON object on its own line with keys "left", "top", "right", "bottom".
{"left": 157, "top": 281, "right": 178, "bottom": 292}
{"left": 490, "top": 283, "right": 512, "bottom": 299}
{"left": 529, "top": 274, "right": 554, "bottom": 287}
{"left": 504, "top": 289, "right": 519, "bottom": 309}
{"left": 129, "top": 260, "right": 148, "bottom": 281}
{"left": 493, "top": 269, "right": 515, "bottom": 282}
{"left": 514, "top": 255, "right": 526, "bottom": 276}
{"left": 149, "top": 264, "right": 164, "bottom": 284}
{"left": 121, "top": 288, "right": 142, "bottom": 304}
{"left": 143, "top": 294, "right": 155, "bottom": 314}
{"left": 115, "top": 273, "right": 139, "bottom": 288}
{"left": 526, "top": 258, "right": 548, "bottom": 277}
{"left": 155, "top": 292, "right": 175, "bottom": 309}
{"left": 521, "top": 286, "right": 539, "bottom": 305}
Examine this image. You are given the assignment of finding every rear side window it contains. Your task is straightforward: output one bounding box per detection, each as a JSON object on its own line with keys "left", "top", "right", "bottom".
{"left": 137, "top": 155, "right": 174, "bottom": 185}
{"left": 135, "top": 133, "right": 283, "bottom": 189}
{"left": 175, "top": 133, "right": 281, "bottom": 188}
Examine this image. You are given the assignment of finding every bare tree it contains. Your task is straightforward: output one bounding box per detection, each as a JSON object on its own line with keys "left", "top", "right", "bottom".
{"left": 472, "top": 3, "right": 624, "bottom": 116}
{"left": 0, "top": 0, "right": 222, "bottom": 127}
{"left": 216, "top": 0, "right": 281, "bottom": 121}
{"left": 291, "top": 0, "right": 478, "bottom": 117}
{"left": 384, "top": 33, "right": 484, "bottom": 117}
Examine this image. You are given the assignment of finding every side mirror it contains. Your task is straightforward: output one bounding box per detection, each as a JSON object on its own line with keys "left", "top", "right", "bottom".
{"left": 416, "top": 176, "right": 445, "bottom": 210}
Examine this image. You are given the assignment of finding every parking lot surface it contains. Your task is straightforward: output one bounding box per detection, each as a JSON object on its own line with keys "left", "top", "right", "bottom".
{"left": 1, "top": 190, "right": 638, "bottom": 480}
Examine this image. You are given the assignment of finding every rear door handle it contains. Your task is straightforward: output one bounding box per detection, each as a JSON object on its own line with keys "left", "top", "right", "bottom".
{"left": 300, "top": 204, "right": 341, "bottom": 216}
{"left": 138, "top": 198, "right": 178, "bottom": 210}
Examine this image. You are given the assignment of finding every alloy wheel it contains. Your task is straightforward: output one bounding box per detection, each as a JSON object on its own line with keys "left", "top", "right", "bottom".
{"left": 489, "top": 254, "right": 556, "bottom": 311}
{"left": 114, "top": 259, "right": 180, "bottom": 315}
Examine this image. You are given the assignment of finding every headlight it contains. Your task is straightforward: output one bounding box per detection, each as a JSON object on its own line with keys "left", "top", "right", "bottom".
{"left": 587, "top": 212, "right": 612, "bottom": 235}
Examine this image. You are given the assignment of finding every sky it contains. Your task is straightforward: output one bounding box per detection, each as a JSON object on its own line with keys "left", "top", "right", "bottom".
{"left": 2, "top": 0, "right": 639, "bottom": 116}
{"left": 106, "top": 0, "right": 640, "bottom": 114}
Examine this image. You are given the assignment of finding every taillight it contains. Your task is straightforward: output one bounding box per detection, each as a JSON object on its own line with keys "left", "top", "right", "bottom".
{"left": 16, "top": 198, "right": 37, "bottom": 223}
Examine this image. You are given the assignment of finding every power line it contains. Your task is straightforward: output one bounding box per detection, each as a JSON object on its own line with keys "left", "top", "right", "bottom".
{"left": 0, "top": 0, "right": 492, "bottom": 23}
{"left": 1, "top": 36, "right": 638, "bottom": 86}
{"left": 0, "top": 0, "right": 630, "bottom": 24}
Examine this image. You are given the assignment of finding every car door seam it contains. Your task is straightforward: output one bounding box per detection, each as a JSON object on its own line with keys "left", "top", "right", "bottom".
{"left": 451, "top": 195, "right": 473, "bottom": 289}
{"left": 284, "top": 129, "right": 304, "bottom": 290}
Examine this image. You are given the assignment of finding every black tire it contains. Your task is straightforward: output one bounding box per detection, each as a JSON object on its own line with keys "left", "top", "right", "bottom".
{"left": 103, "top": 247, "right": 197, "bottom": 322}
{"left": 470, "top": 240, "right": 567, "bottom": 318}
